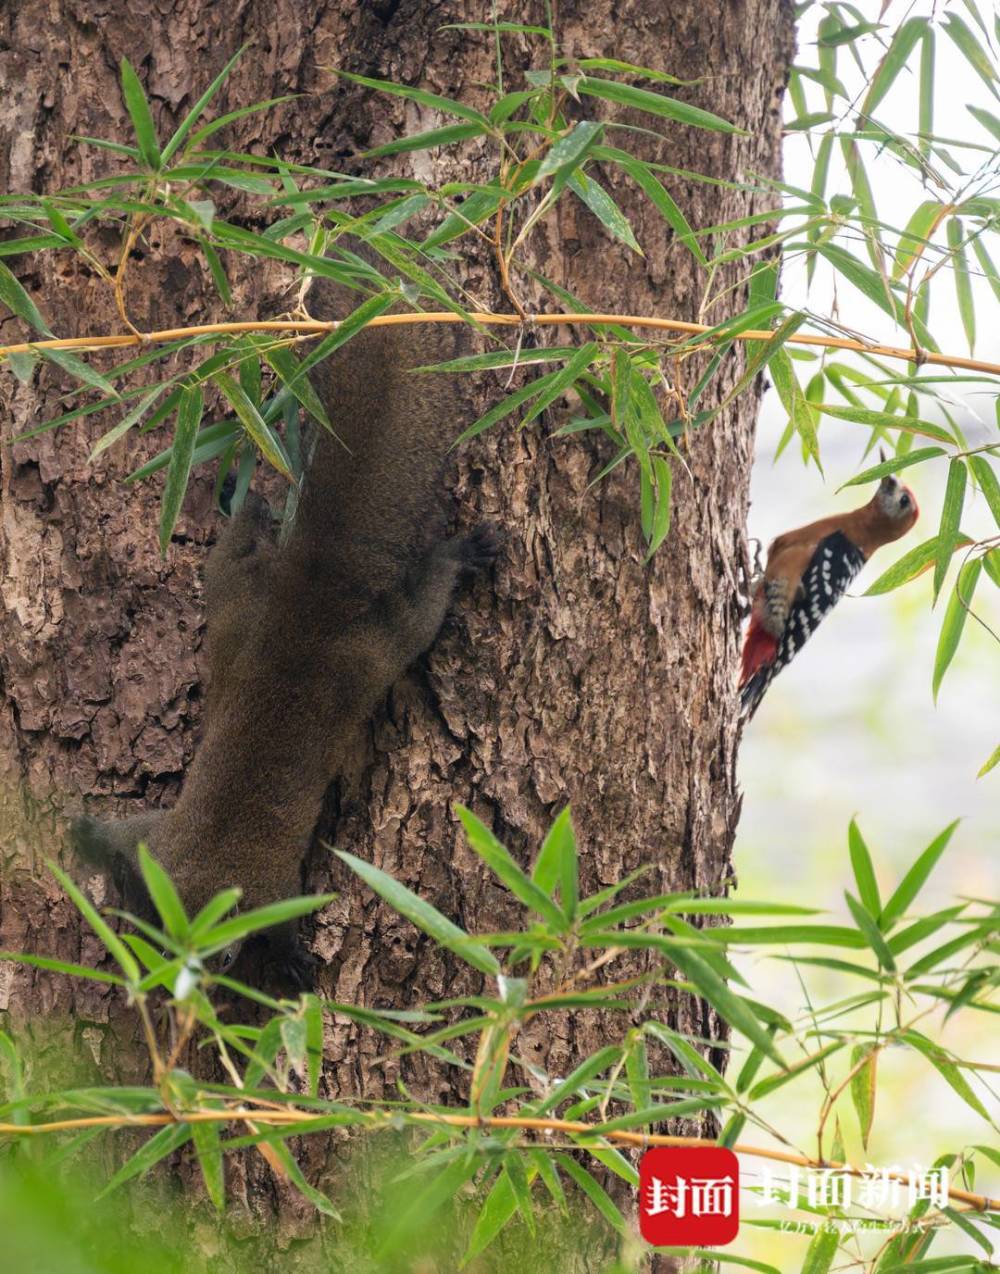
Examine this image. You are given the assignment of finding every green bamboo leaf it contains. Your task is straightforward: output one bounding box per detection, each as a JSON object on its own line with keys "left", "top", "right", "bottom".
{"left": 577, "top": 76, "right": 745, "bottom": 134}
{"left": 933, "top": 558, "right": 981, "bottom": 700}
{"left": 161, "top": 46, "right": 246, "bottom": 166}
{"left": 749, "top": 1041, "right": 844, "bottom": 1101}
{"left": 887, "top": 905, "right": 966, "bottom": 957}
{"left": 137, "top": 844, "right": 189, "bottom": 940}
{"left": 40, "top": 349, "right": 119, "bottom": 400}
{"left": 261, "top": 343, "right": 332, "bottom": 431}
{"left": 456, "top": 806, "right": 567, "bottom": 931}
{"left": 848, "top": 820, "right": 881, "bottom": 919}
{"left": 567, "top": 170, "right": 642, "bottom": 253}
{"left": 537, "top": 120, "right": 603, "bottom": 181}
{"left": 422, "top": 187, "right": 503, "bottom": 249}
{"left": 362, "top": 122, "right": 487, "bottom": 159}
{"left": 189, "top": 888, "right": 242, "bottom": 938}
{"left": 977, "top": 743, "right": 1000, "bottom": 778}
{"left": 555, "top": 1154, "right": 628, "bottom": 1234}
{"left": 850, "top": 1043, "right": 878, "bottom": 1150}
{"left": 600, "top": 150, "right": 705, "bottom": 264}
{"left": 98, "top": 1122, "right": 192, "bottom": 1197}
{"left": 462, "top": 1171, "right": 518, "bottom": 1266}
{"left": 190, "top": 1117, "right": 225, "bottom": 1211}
{"left": 862, "top": 18, "right": 929, "bottom": 117}
{"left": 213, "top": 372, "right": 292, "bottom": 479}
{"left": 845, "top": 892, "right": 896, "bottom": 971}
{"left": 770, "top": 347, "right": 821, "bottom": 466}
{"left": 335, "top": 849, "right": 499, "bottom": 975}
{"left": 880, "top": 821, "right": 960, "bottom": 930}
{"left": 159, "top": 384, "right": 203, "bottom": 555}
{"left": 840, "top": 447, "right": 944, "bottom": 490}
{"left": 969, "top": 456, "right": 1000, "bottom": 528}
{"left": 337, "top": 71, "right": 488, "bottom": 125}
{"left": 819, "top": 402, "right": 952, "bottom": 444}
{"left": 971, "top": 235, "right": 1000, "bottom": 306}
{"left": 814, "top": 242, "right": 901, "bottom": 323}
{"left": 198, "top": 894, "right": 333, "bottom": 955}
{"left": 947, "top": 218, "right": 976, "bottom": 354}
{"left": 644, "top": 455, "right": 673, "bottom": 560}
{"left": 520, "top": 342, "right": 601, "bottom": 426}
{"left": 665, "top": 945, "right": 785, "bottom": 1066}
{"left": 119, "top": 57, "right": 161, "bottom": 170}
{"left": 933, "top": 460, "right": 967, "bottom": 601}
{"left": 901, "top": 1031, "right": 994, "bottom": 1124}
{"left": 48, "top": 860, "right": 140, "bottom": 982}
{"left": 455, "top": 368, "right": 562, "bottom": 445}
{"left": 800, "top": 1225, "right": 840, "bottom": 1274}
{"left": 865, "top": 533, "right": 971, "bottom": 596}
{"left": 532, "top": 806, "right": 578, "bottom": 922}
{"left": 89, "top": 386, "right": 164, "bottom": 462}
{"left": 0, "top": 951, "right": 125, "bottom": 985}
{"left": 891, "top": 201, "right": 943, "bottom": 282}
{"left": 0, "top": 261, "right": 52, "bottom": 335}
{"left": 942, "top": 13, "right": 1000, "bottom": 99}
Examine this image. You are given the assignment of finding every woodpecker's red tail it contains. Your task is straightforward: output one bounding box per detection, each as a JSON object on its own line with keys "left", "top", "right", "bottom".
{"left": 739, "top": 621, "right": 778, "bottom": 720}
{"left": 739, "top": 621, "right": 778, "bottom": 690}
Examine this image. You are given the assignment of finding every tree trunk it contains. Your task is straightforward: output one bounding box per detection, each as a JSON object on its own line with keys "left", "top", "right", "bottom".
{"left": 0, "top": 0, "right": 793, "bottom": 1260}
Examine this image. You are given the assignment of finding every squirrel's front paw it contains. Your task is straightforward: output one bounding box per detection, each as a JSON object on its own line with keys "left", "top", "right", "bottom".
{"left": 457, "top": 524, "right": 502, "bottom": 573}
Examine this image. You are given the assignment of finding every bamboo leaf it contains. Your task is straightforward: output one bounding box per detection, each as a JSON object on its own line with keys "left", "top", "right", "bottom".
{"left": 159, "top": 384, "right": 203, "bottom": 555}
{"left": 456, "top": 806, "right": 567, "bottom": 932}
{"left": 933, "top": 460, "right": 967, "bottom": 601}
{"left": 161, "top": 47, "right": 246, "bottom": 165}
{"left": 363, "top": 122, "right": 488, "bottom": 159}
{"left": 190, "top": 1117, "right": 225, "bottom": 1211}
{"left": 213, "top": 373, "right": 292, "bottom": 479}
{"left": 862, "top": 18, "right": 929, "bottom": 116}
{"left": 0, "top": 261, "right": 52, "bottom": 335}
{"left": 891, "top": 201, "right": 944, "bottom": 281}
{"left": 577, "top": 77, "right": 745, "bottom": 135}
{"left": 537, "top": 120, "right": 603, "bottom": 181}
{"left": 932, "top": 559, "right": 981, "bottom": 700}
{"left": 335, "top": 849, "right": 500, "bottom": 975}
{"left": 555, "top": 1153, "right": 628, "bottom": 1234}
{"left": 845, "top": 892, "right": 896, "bottom": 971}
{"left": 119, "top": 57, "right": 161, "bottom": 170}
{"left": 850, "top": 1044, "right": 878, "bottom": 1150}
{"left": 840, "top": 447, "right": 944, "bottom": 489}
{"left": 567, "top": 170, "right": 642, "bottom": 253}
{"left": 801, "top": 1225, "right": 840, "bottom": 1274}
{"left": 819, "top": 403, "right": 953, "bottom": 444}
{"left": 880, "top": 822, "right": 960, "bottom": 930}
{"left": 644, "top": 455, "right": 672, "bottom": 559}
{"left": 137, "top": 844, "right": 189, "bottom": 941}
{"left": 98, "top": 1122, "right": 191, "bottom": 1198}
{"left": 946, "top": 218, "right": 976, "bottom": 354}
{"left": 48, "top": 860, "right": 140, "bottom": 982}
{"left": 865, "top": 533, "right": 971, "bottom": 596}
{"left": 336, "top": 71, "right": 489, "bottom": 125}
{"left": 848, "top": 820, "right": 882, "bottom": 920}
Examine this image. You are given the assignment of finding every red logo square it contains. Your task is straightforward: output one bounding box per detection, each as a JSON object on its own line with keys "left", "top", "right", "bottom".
{"left": 638, "top": 1147, "right": 740, "bottom": 1246}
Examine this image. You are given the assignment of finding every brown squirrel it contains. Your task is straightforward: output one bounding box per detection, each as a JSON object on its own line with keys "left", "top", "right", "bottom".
{"left": 72, "top": 250, "right": 494, "bottom": 986}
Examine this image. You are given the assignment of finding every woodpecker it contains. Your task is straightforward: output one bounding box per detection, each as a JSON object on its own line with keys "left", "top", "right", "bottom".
{"left": 740, "top": 471, "right": 919, "bottom": 719}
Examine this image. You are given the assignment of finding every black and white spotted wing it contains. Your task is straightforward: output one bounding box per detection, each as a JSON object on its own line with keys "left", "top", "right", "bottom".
{"left": 741, "top": 530, "right": 866, "bottom": 718}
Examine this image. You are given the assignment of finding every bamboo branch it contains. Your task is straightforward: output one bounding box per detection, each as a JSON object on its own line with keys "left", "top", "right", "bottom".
{"left": 1, "top": 312, "right": 1000, "bottom": 376}
{"left": 0, "top": 1106, "right": 995, "bottom": 1211}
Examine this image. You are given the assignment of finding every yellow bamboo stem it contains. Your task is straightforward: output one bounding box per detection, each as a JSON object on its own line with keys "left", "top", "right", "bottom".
{"left": 0, "top": 312, "right": 999, "bottom": 376}
{"left": 0, "top": 1106, "right": 994, "bottom": 1211}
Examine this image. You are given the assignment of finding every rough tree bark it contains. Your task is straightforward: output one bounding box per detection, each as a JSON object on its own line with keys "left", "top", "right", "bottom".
{"left": 0, "top": 0, "right": 793, "bottom": 1263}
